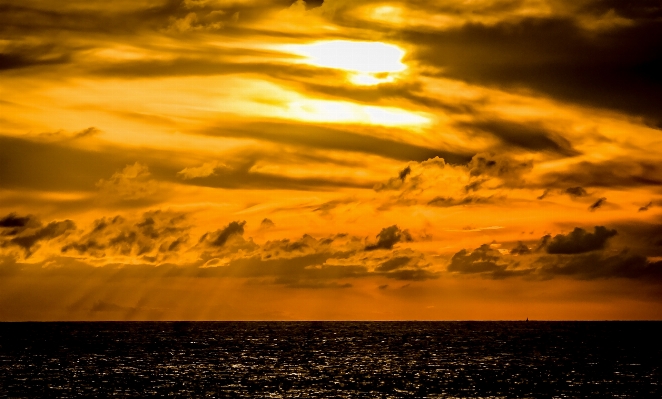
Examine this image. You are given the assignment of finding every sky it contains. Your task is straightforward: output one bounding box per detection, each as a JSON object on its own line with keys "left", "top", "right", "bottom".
{"left": 1, "top": 0, "right": 661, "bottom": 321}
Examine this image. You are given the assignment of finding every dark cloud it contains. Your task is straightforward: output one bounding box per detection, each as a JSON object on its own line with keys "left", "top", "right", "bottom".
{"left": 464, "top": 179, "right": 485, "bottom": 192}
{"left": 539, "top": 252, "right": 662, "bottom": 281}
{"left": 0, "top": 135, "right": 143, "bottom": 192}
{"left": 382, "top": 269, "right": 438, "bottom": 281}
{"left": 260, "top": 218, "right": 275, "bottom": 228}
{"left": 163, "top": 235, "right": 188, "bottom": 252}
{"left": 589, "top": 197, "right": 607, "bottom": 211}
{"left": 92, "top": 58, "right": 334, "bottom": 80}
{"left": 537, "top": 189, "right": 549, "bottom": 200}
{"left": 313, "top": 199, "right": 355, "bottom": 214}
{"left": 0, "top": 1, "right": 294, "bottom": 37}
{"left": 202, "top": 221, "right": 246, "bottom": 247}
{"left": 448, "top": 243, "right": 535, "bottom": 279}
{"left": 0, "top": 213, "right": 39, "bottom": 235}
{"left": 299, "top": 0, "right": 324, "bottom": 10}
{"left": 399, "top": 166, "right": 411, "bottom": 181}
{"left": 565, "top": 186, "right": 588, "bottom": 197}
{"left": 61, "top": 211, "right": 189, "bottom": 259}
{"left": 468, "top": 153, "right": 533, "bottom": 182}
{"left": 540, "top": 159, "right": 662, "bottom": 189}
{"left": 579, "top": 0, "right": 662, "bottom": 22}
{"left": 638, "top": 201, "right": 653, "bottom": 212}
{"left": 375, "top": 256, "right": 410, "bottom": 272}
{"left": 427, "top": 197, "right": 455, "bottom": 207}
{"left": 71, "top": 127, "right": 101, "bottom": 140}
{"left": 545, "top": 226, "right": 617, "bottom": 254}
{"left": 36, "top": 127, "right": 102, "bottom": 143}
{"left": 510, "top": 242, "right": 531, "bottom": 255}
{"left": 199, "top": 253, "right": 367, "bottom": 281}
{"left": 427, "top": 195, "right": 495, "bottom": 207}
{"left": 365, "top": 225, "right": 412, "bottom": 251}
{"left": 9, "top": 219, "right": 76, "bottom": 255}
{"left": 447, "top": 229, "right": 662, "bottom": 282}
{"left": 455, "top": 119, "right": 578, "bottom": 156}
{"left": 262, "top": 235, "right": 318, "bottom": 255}
{"left": 297, "top": 79, "right": 480, "bottom": 117}
{"left": 604, "top": 221, "right": 662, "bottom": 258}
{"left": 404, "top": 16, "right": 662, "bottom": 126}
{"left": 201, "top": 121, "right": 472, "bottom": 164}
{"left": 0, "top": 44, "right": 72, "bottom": 71}
{"left": 448, "top": 244, "right": 503, "bottom": 274}
{"left": 176, "top": 159, "right": 373, "bottom": 191}
{"left": 0, "top": 135, "right": 376, "bottom": 194}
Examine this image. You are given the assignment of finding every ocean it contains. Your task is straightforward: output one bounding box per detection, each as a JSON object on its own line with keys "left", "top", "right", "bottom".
{"left": 0, "top": 321, "right": 660, "bottom": 397}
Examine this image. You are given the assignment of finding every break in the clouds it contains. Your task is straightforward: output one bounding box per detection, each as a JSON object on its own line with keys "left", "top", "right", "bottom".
{"left": 1, "top": 0, "right": 661, "bottom": 320}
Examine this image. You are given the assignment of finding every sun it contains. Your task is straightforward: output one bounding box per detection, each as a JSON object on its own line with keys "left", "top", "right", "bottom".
{"left": 282, "top": 40, "right": 407, "bottom": 85}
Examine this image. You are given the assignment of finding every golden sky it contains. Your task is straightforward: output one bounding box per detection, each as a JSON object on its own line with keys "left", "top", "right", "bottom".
{"left": 1, "top": 0, "right": 661, "bottom": 320}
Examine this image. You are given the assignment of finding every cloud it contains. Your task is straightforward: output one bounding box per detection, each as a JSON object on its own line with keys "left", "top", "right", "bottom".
{"left": 468, "top": 153, "right": 533, "bottom": 182}
{"left": 365, "top": 225, "right": 412, "bottom": 251}
{"left": 447, "top": 243, "right": 535, "bottom": 279}
{"left": 446, "top": 230, "right": 661, "bottom": 281}
{"left": 540, "top": 159, "right": 662, "bottom": 189}
{"left": 427, "top": 195, "right": 495, "bottom": 207}
{"left": 381, "top": 269, "right": 438, "bottom": 281}
{"left": 61, "top": 211, "right": 190, "bottom": 260}
{"left": 8, "top": 219, "right": 76, "bottom": 256}
{"left": 510, "top": 242, "right": 531, "bottom": 255}
{"left": 565, "top": 186, "right": 588, "bottom": 198}
{"left": 260, "top": 218, "right": 275, "bottom": 229}
{"left": 404, "top": 15, "right": 662, "bottom": 126}
{"left": 72, "top": 127, "right": 101, "bottom": 140}
{"left": 544, "top": 226, "right": 617, "bottom": 254}
{"left": 0, "top": 213, "right": 32, "bottom": 228}
{"left": 398, "top": 166, "right": 411, "bottom": 181}
{"left": 375, "top": 256, "right": 410, "bottom": 272}
{"left": 0, "top": 135, "right": 139, "bottom": 192}
{"left": 176, "top": 157, "right": 373, "bottom": 191}
{"left": 202, "top": 121, "right": 472, "bottom": 164}
{"left": 539, "top": 252, "right": 662, "bottom": 281}
{"left": 448, "top": 244, "right": 503, "bottom": 274}
{"left": 374, "top": 156, "right": 448, "bottom": 193}
{"left": 373, "top": 156, "right": 511, "bottom": 211}
{"left": 0, "top": 213, "right": 40, "bottom": 236}
{"left": 1, "top": 209, "right": 437, "bottom": 287}
{"left": 537, "top": 189, "right": 550, "bottom": 200}
{"left": 96, "top": 162, "right": 158, "bottom": 200}
{"left": 455, "top": 119, "right": 578, "bottom": 156}
{"left": 261, "top": 234, "right": 319, "bottom": 256}
{"left": 0, "top": 42, "right": 72, "bottom": 71}
{"left": 177, "top": 161, "right": 226, "bottom": 180}
{"left": 589, "top": 197, "right": 607, "bottom": 211}
{"left": 312, "top": 198, "right": 356, "bottom": 215}
{"left": 200, "top": 220, "right": 247, "bottom": 247}
{"left": 0, "top": 132, "right": 379, "bottom": 194}
{"left": 638, "top": 201, "right": 653, "bottom": 212}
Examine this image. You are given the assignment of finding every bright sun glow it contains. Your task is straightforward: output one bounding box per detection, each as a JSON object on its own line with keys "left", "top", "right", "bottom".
{"left": 282, "top": 40, "right": 407, "bottom": 85}
{"left": 286, "top": 99, "right": 430, "bottom": 126}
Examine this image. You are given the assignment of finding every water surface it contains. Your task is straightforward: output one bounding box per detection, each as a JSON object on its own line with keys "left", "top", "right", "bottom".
{"left": 1, "top": 321, "right": 660, "bottom": 397}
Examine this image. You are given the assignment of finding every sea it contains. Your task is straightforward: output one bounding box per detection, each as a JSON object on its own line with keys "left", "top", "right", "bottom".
{"left": 0, "top": 321, "right": 660, "bottom": 398}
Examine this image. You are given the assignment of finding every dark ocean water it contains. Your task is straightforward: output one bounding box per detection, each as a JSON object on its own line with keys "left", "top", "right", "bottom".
{"left": 0, "top": 322, "right": 660, "bottom": 398}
